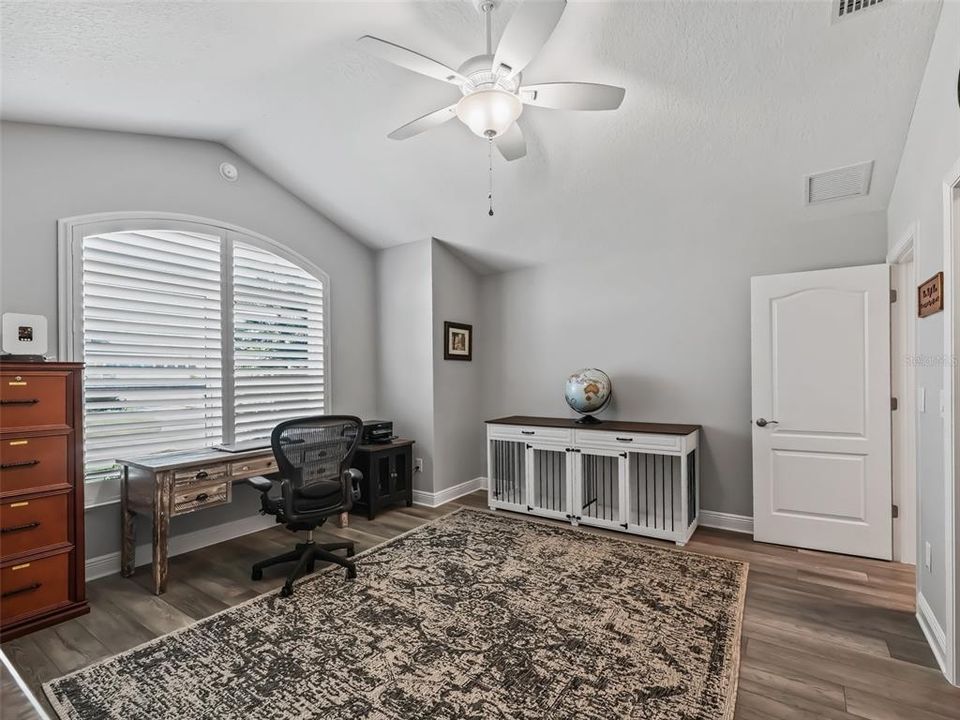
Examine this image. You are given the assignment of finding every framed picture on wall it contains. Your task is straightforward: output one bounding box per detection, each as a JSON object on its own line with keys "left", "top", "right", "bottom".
{"left": 443, "top": 321, "right": 473, "bottom": 361}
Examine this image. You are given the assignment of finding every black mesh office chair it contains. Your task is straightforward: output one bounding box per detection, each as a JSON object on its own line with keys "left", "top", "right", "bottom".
{"left": 247, "top": 415, "right": 363, "bottom": 598}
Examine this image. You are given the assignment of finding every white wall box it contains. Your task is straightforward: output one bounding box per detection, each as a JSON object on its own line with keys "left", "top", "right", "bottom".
{"left": 486, "top": 416, "right": 701, "bottom": 545}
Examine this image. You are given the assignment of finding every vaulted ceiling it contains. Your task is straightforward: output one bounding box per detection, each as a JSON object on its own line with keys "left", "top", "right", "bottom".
{"left": 0, "top": 1, "right": 942, "bottom": 270}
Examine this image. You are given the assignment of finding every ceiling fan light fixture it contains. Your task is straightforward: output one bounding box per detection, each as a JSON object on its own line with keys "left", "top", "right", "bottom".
{"left": 456, "top": 89, "right": 522, "bottom": 139}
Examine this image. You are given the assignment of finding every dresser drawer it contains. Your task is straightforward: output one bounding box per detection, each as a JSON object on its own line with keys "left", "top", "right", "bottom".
{"left": 1, "top": 552, "right": 70, "bottom": 624}
{"left": 229, "top": 456, "right": 278, "bottom": 477}
{"left": 173, "top": 464, "right": 228, "bottom": 483}
{"left": 0, "top": 373, "right": 68, "bottom": 431}
{"left": 488, "top": 425, "right": 573, "bottom": 443}
{"left": 573, "top": 429, "right": 681, "bottom": 451}
{"left": 0, "top": 435, "right": 69, "bottom": 495}
{"left": 0, "top": 494, "right": 70, "bottom": 559}
{"left": 172, "top": 481, "right": 231, "bottom": 516}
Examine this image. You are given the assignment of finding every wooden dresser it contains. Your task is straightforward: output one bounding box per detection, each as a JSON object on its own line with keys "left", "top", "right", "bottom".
{"left": 0, "top": 361, "right": 88, "bottom": 640}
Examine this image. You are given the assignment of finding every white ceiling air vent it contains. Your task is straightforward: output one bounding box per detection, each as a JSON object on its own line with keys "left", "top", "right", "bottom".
{"left": 805, "top": 161, "right": 874, "bottom": 205}
{"left": 833, "top": 0, "right": 885, "bottom": 23}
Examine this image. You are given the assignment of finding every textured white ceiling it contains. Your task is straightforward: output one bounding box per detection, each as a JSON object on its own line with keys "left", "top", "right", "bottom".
{"left": 0, "top": 1, "right": 941, "bottom": 270}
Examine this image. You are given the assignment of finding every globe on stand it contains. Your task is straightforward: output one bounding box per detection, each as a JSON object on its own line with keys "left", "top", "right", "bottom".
{"left": 564, "top": 369, "right": 612, "bottom": 424}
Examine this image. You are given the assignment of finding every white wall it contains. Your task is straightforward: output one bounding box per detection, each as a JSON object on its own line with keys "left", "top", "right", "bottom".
{"left": 886, "top": 0, "right": 960, "bottom": 658}
{"left": 479, "top": 212, "right": 888, "bottom": 517}
{"left": 432, "top": 241, "right": 483, "bottom": 492}
{"left": 0, "top": 121, "right": 379, "bottom": 559}
{"left": 376, "top": 240, "right": 435, "bottom": 492}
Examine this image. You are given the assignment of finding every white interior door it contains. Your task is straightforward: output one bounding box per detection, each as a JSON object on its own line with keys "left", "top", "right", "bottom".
{"left": 751, "top": 264, "right": 892, "bottom": 559}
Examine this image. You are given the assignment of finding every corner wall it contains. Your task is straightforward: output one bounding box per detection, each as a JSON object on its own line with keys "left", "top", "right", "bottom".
{"left": 0, "top": 121, "right": 379, "bottom": 562}
{"left": 885, "top": 0, "right": 960, "bottom": 674}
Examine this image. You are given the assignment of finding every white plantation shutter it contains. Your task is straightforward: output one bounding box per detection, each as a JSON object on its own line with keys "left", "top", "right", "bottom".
{"left": 76, "top": 227, "right": 328, "bottom": 485}
{"left": 81, "top": 230, "right": 223, "bottom": 483}
{"left": 232, "top": 241, "right": 325, "bottom": 443}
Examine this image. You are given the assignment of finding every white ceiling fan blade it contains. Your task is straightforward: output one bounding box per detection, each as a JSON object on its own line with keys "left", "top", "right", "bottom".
{"left": 358, "top": 35, "right": 466, "bottom": 86}
{"left": 495, "top": 123, "right": 527, "bottom": 161}
{"left": 492, "top": 0, "right": 567, "bottom": 80}
{"left": 388, "top": 104, "right": 458, "bottom": 140}
{"left": 520, "top": 82, "right": 625, "bottom": 110}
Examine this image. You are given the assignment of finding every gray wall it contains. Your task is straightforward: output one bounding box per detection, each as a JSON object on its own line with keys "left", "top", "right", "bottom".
{"left": 0, "top": 121, "right": 379, "bottom": 559}
{"left": 431, "top": 240, "right": 483, "bottom": 492}
{"left": 376, "top": 239, "right": 435, "bottom": 493}
{"left": 886, "top": 1, "right": 960, "bottom": 634}
{"left": 479, "top": 212, "right": 888, "bottom": 517}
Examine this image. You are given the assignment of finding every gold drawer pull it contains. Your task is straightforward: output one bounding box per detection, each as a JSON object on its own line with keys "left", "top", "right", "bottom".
{"left": 10, "top": 562, "right": 31, "bottom": 571}
{"left": 8, "top": 440, "right": 29, "bottom": 446}
{"left": 8, "top": 501, "right": 29, "bottom": 508}
{"left": 240, "top": 465, "right": 249, "bottom": 471}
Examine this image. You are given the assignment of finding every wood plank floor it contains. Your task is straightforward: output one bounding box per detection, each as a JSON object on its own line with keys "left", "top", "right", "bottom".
{"left": 2, "top": 492, "right": 958, "bottom": 719}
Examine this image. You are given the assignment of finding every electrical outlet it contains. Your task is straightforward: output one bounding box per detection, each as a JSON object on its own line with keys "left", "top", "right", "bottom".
{"left": 924, "top": 541, "right": 932, "bottom": 571}
{"left": 414, "top": 457, "right": 423, "bottom": 473}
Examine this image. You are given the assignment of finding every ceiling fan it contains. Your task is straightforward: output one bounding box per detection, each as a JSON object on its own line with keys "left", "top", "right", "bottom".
{"left": 358, "top": 0, "right": 625, "bottom": 162}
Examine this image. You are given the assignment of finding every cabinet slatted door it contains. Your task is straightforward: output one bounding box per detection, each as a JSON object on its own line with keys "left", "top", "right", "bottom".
{"left": 574, "top": 449, "right": 625, "bottom": 531}
{"left": 528, "top": 446, "right": 569, "bottom": 520}
{"left": 489, "top": 439, "right": 527, "bottom": 510}
{"left": 626, "top": 452, "right": 683, "bottom": 541}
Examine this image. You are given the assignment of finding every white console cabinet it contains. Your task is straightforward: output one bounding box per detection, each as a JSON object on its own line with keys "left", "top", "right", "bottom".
{"left": 486, "top": 416, "right": 700, "bottom": 545}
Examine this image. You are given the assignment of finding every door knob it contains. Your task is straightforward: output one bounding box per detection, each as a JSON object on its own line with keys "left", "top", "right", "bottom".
{"left": 755, "top": 418, "right": 779, "bottom": 427}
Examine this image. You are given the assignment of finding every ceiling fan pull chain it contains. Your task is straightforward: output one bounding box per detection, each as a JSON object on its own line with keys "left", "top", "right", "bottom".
{"left": 488, "top": 138, "right": 495, "bottom": 217}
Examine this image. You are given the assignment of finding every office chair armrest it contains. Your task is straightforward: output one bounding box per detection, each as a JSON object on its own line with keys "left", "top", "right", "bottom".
{"left": 247, "top": 476, "right": 275, "bottom": 493}
{"left": 345, "top": 468, "right": 363, "bottom": 484}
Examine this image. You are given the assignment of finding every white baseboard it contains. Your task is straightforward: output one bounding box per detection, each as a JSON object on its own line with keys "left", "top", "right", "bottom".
{"left": 412, "top": 476, "right": 487, "bottom": 509}
{"left": 917, "top": 591, "right": 949, "bottom": 676}
{"left": 85, "top": 512, "right": 276, "bottom": 581}
{"left": 699, "top": 510, "right": 754, "bottom": 535}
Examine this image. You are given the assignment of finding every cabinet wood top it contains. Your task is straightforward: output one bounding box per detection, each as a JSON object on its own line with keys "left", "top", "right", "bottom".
{"left": 486, "top": 415, "right": 700, "bottom": 435}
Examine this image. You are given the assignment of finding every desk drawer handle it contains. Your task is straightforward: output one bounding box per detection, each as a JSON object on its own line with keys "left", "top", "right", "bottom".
{"left": 520, "top": 430, "right": 535, "bottom": 435}
{"left": 195, "top": 493, "right": 210, "bottom": 503}
{"left": 0, "top": 399, "right": 39, "bottom": 406}
{"left": 1, "top": 460, "right": 39, "bottom": 470}
{"left": 1, "top": 582, "right": 41, "bottom": 599}
{"left": 615, "top": 437, "right": 634, "bottom": 442}
{"left": 194, "top": 471, "right": 209, "bottom": 480}
{"left": 1, "top": 521, "right": 41, "bottom": 534}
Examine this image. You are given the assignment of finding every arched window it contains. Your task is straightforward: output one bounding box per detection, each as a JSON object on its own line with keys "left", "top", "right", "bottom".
{"left": 59, "top": 213, "right": 328, "bottom": 504}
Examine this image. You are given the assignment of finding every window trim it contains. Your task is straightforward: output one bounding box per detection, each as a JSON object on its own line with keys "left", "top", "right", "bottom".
{"left": 57, "top": 211, "right": 332, "bottom": 508}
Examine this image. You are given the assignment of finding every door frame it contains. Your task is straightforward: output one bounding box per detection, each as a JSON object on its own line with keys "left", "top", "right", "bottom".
{"left": 888, "top": 227, "right": 917, "bottom": 565}
{"left": 940, "top": 156, "right": 960, "bottom": 686}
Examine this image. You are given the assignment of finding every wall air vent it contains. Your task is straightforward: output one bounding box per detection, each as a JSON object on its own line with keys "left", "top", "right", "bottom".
{"left": 834, "top": 0, "right": 885, "bottom": 22}
{"left": 805, "top": 161, "right": 874, "bottom": 205}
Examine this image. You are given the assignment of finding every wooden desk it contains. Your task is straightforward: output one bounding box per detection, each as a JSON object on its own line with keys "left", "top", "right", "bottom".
{"left": 118, "top": 447, "right": 351, "bottom": 595}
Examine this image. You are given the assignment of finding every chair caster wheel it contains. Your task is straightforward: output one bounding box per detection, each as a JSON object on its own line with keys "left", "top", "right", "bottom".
{"left": 346, "top": 566, "right": 357, "bottom": 580}
{"left": 346, "top": 546, "right": 355, "bottom": 557}
{"left": 279, "top": 584, "right": 293, "bottom": 598}
{"left": 251, "top": 569, "right": 263, "bottom": 581}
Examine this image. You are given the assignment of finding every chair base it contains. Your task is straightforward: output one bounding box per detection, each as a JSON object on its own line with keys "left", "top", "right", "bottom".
{"left": 251, "top": 540, "right": 356, "bottom": 597}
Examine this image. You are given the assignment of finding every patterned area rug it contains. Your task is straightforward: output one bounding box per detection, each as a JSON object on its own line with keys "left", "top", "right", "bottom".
{"left": 45, "top": 509, "right": 747, "bottom": 720}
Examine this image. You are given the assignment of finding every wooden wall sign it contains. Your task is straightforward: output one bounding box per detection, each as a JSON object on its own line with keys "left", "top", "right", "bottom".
{"left": 918, "top": 272, "right": 944, "bottom": 318}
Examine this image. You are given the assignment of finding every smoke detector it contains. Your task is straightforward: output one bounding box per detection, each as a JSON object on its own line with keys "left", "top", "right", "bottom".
{"left": 805, "top": 161, "right": 874, "bottom": 205}
{"left": 219, "top": 162, "right": 239, "bottom": 182}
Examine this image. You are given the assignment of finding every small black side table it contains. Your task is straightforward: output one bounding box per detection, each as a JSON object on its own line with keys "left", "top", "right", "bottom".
{"left": 351, "top": 439, "right": 414, "bottom": 520}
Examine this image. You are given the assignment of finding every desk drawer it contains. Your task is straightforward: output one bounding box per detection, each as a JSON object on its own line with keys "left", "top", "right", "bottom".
{"left": 229, "top": 456, "right": 277, "bottom": 477}
{"left": 0, "top": 435, "right": 69, "bottom": 495}
{"left": 173, "top": 464, "right": 228, "bottom": 484}
{"left": 172, "top": 481, "right": 230, "bottom": 516}
{"left": 488, "top": 425, "right": 572, "bottom": 443}
{"left": 1, "top": 552, "right": 70, "bottom": 624}
{"left": 0, "top": 494, "right": 69, "bottom": 559}
{"left": 0, "top": 374, "right": 67, "bottom": 431}
{"left": 574, "top": 430, "right": 681, "bottom": 451}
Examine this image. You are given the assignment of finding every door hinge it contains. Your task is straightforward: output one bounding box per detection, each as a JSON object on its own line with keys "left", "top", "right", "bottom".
{"left": 891, "top": 289, "right": 898, "bottom": 303}
{"left": 891, "top": 397, "right": 898, "bottom": 411}
{"left": 892, "top": 504, "right": 899, "bottom": 519}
